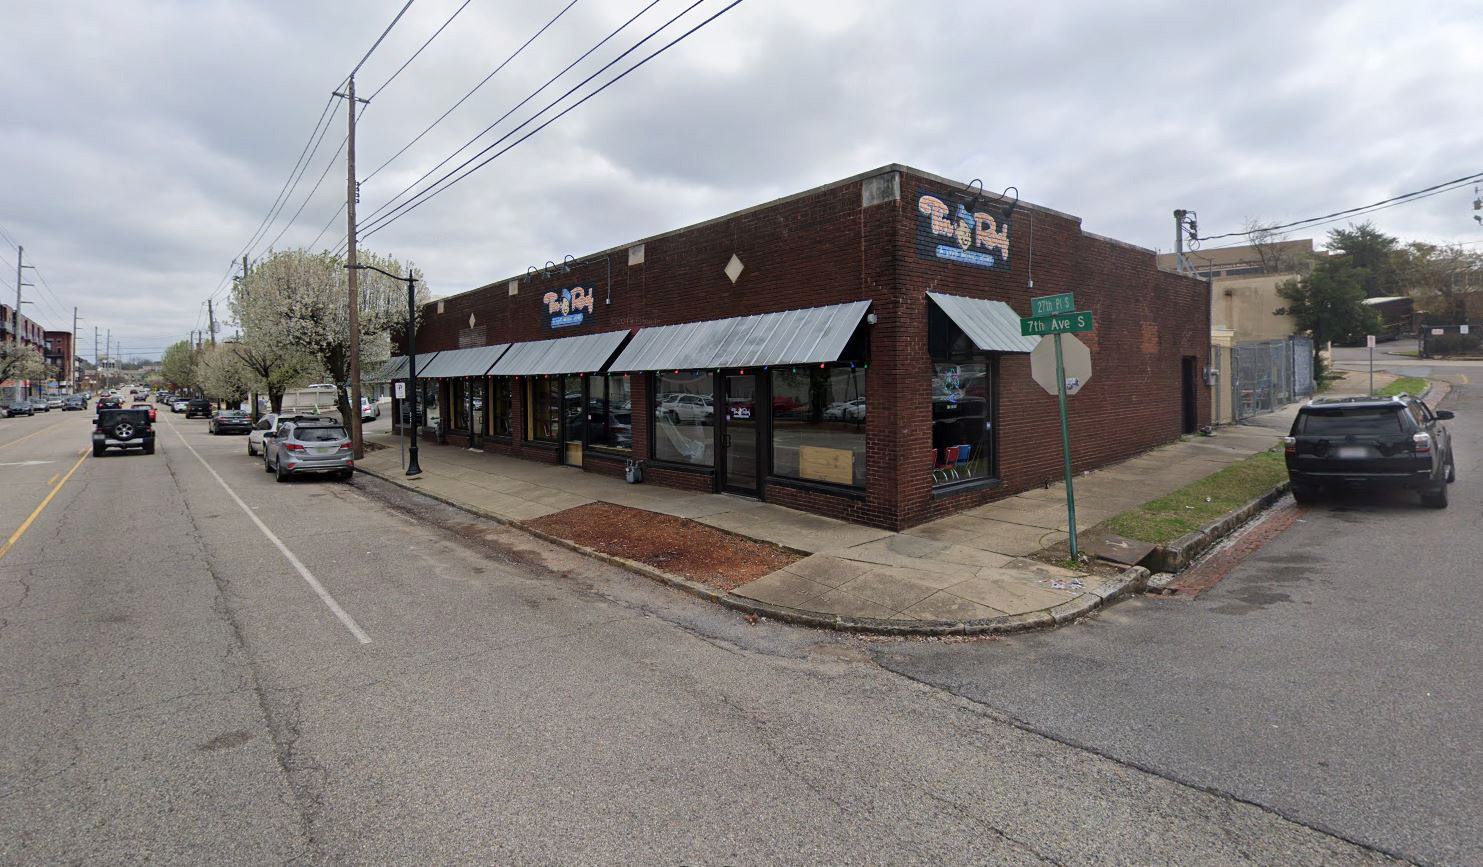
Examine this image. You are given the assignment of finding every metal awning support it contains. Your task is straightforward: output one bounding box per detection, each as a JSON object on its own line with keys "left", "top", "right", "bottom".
{"left": 927, "top": 292, "right": 1040, "bottom": 353}
{"left": 609, "top": 300, "right": 871, "bottom": 371}
{"left": 488, "top": 330, "right": 631, "bottom": 376}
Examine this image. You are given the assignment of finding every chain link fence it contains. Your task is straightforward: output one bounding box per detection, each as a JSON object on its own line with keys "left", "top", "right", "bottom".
{"left": 1231, "top": 336, "right": 1313, "bottom": 421}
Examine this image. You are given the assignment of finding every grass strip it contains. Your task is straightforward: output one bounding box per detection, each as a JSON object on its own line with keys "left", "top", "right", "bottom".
{"left": 1377, "top": 376, "right": 1427, "bottom": 397}
{"left": 1100, "top": 449, "right": 1287, "bottom": 545}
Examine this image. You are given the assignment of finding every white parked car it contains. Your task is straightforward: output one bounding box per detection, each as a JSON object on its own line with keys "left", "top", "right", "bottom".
{"left": 360, "top": 397, "right": 380, "bottom": 421}
{"left": 171, "top": 398, "right": 189, "bottom": 413}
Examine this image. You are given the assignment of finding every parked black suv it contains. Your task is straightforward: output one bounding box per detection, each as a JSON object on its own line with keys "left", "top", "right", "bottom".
{"left": 185, "top": 397, "right": 213, "bottom": 419}
{"left": 1285, "top": 394, "right": 1455, "bottom": 508}
{"left": 92, "top": 407, "right": 156, "bottom": 456}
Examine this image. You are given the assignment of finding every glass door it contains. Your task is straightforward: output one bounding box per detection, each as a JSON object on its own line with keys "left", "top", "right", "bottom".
{"left": 562, "top": 375, "right": 584, "bottom": 466}
{"left": 722, "top": 374, "right": 759, "bottom": 495}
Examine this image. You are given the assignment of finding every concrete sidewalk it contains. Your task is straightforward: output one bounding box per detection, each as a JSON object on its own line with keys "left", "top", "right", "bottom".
{"left": 358, "top": 416, "right": 1292, "bottom": 631}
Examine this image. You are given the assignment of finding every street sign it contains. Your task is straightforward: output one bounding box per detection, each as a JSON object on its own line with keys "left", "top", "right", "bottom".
{"left": 1030, "top": 292, "right": 1075, "bottom": 317}
{"left": 1432, "top": 328, "right": 1444, "bottom": 335}
{"left": 394, "top": 381, "right": 407, "bottom": 399}
{"left": 1366, "top": 334, "right": 1376, "bottom": 349}
{"left": 1031, "top": 333, "right": 1092, "bottom": 396}
{"left": 1021, "top": 311, "right": 1094, "bottom": 336}
{"left": 1462, "top": 325, "right": 1471, "bottom": 335}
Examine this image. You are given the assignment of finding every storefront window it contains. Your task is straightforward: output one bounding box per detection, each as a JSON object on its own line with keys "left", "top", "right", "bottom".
{"left": 490, "top": 378, "right": 511, "bottom": 437}
{"left": 653, "top": 372, "right": 714, "bottom": 466}
{"left": 421, "top": 379, "right": 440, "bottom": 430}
{"left": 449, "top": 379, "right": 469, "bottom": 431}
{"left": 930, "top": 361, "right": 993, "bottom": 485}
{"left": 528, "top": 377, "right": 560, "bottom": 443}
{"left": 771, "top": 367, "right": 867, "bottom": 488}
{"left": 588, "top": 374, "right": 632, "bottom": 451}
{"left": 469, "top": 377, "right": 486, "bottom": 435}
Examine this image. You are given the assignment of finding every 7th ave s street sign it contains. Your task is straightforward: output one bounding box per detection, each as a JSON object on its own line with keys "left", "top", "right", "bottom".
{"left": 1021, "top": 310, "right": 1094, "bottom": 336}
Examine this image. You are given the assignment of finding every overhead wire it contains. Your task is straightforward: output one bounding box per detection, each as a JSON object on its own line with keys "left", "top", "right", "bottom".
{"left": 366, "top": 0, "right": 473, "bottom": 102}
{"left": 356, "top": 0, "right": 661, "bottom": 232}
{"left": 352, "top": 0, "right": 417, "bottom": 76}
{"left": 1199, "top": 169, "right": 1483, "bottom": 241}
{"left": 360, "top": 0, "right": 581, "bottom": 186}
{"left": 362, "top": 0, "right": 742, "bottom": 240}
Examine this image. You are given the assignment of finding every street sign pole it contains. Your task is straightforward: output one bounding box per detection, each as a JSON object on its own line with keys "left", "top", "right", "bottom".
{"left": 1367, "top": 334, "right": 1376, "bottom": 395}
{"left": 1054, "top": 332, "right": 1078, "bottom": 559}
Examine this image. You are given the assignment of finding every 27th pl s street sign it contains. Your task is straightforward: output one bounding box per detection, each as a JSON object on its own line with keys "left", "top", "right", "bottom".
{"left": 1020, "top": 310, "right": 1094, "bottom": 336}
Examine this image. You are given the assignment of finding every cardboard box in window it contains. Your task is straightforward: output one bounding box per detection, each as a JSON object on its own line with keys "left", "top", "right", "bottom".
{"left": 798, "top": 446, "right": 854, "bottom": 486}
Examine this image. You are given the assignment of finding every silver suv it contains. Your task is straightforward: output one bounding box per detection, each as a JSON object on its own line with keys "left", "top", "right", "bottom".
{"left": 262, "top": 417, "right": 354, "bottom": 482}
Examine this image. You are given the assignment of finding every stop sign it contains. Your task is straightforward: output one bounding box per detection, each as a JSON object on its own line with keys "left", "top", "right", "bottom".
{"left": 1030, "top": 334, "right": 1092, "bottom": 396}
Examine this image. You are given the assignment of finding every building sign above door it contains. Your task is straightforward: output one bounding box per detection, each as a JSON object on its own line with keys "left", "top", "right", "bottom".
{"left": 543, "top": 285, "right": 596, "bottom": 329}
{"left": 915, "top": 190, "right": 1011, "bottom": 270}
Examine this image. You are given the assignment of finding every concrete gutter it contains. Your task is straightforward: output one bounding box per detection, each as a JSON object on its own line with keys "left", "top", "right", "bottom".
{"left": 356, "top": 463, "right": 1148, "bottom": 637}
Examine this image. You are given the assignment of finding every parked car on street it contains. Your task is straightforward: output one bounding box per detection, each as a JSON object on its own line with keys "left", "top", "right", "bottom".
{"left": 92, "top": 407, "right": 155, "bottom": 456}
{"left": 157, "top": 392, "right": 174, "bottom": 405}
{"left": 3, "top": 401, "right": 34, "bottom": 417}
{"left": 29, "top": 399, "right": 50, "bottom": 413}
{"left": 360, "top": 397, "right": 380, "bottom": 421}
{"left": 171, "top": 398, "right": 190, "bottom": 413}
{"left": 63, "top": 395, "right": 87, "bottom": 410}
{"left": 185, "top": 398, "right": 213, "bottom": 419}
{"left": 209, "top": 409, "right": 253, "bottom": 435}
{"left": 262, "top": 417, "right": 354, "bottom": 482}
{"left": 1285, "top": 394, "right": 1456, "bottom": 508}
{"left": 46, "top": 396, "right": 64, "bottom": 410}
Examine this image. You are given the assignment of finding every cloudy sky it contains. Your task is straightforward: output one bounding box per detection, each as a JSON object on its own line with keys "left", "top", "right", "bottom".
{"left": 3, "top": 0, "right": 1480, "bottom": 362}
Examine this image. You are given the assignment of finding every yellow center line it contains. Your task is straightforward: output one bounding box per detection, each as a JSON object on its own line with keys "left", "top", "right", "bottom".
{"left": 46, "top": 473, "right": 59, "bottom": 485}
{"left": 0, "top": 450, "right": 89, "bottom": 562}
{"left": 0, "top": 418, "right": 69, "bottom": 452}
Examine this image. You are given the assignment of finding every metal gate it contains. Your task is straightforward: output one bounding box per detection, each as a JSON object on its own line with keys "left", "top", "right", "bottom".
{"left": 1233, "top": 337, "right": 1309, "bottom": 420}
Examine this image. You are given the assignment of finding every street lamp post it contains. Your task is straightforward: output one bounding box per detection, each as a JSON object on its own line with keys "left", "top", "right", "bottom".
{"left": 347, "top": 263, "right": 421, "bottom": 475}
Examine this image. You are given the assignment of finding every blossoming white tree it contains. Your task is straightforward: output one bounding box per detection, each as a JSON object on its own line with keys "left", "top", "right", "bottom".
{"left": 231, "top": 248, "right": 429, "bottom": 425}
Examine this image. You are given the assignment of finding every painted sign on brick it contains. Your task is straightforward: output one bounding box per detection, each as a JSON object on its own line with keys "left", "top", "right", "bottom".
{"left": 915, "top": 189, "right": 1011, "bottom": 270}
{"left": 543, "top": 285, "right": 595, "bottom": 329}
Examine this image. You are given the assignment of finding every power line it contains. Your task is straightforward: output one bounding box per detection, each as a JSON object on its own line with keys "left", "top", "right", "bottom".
{"left": 1199, "top": 169, "right": 1483, "bottom": 241}
{"left": 260, "top": 102, "right": 370, "bottom": 256}
{"left": 360, "top": 0, "right": 581, "bottom": 186}
{"left": 366, "top": 0, "right": 474, "bottom": 102}
{"left": 363, "top": 0, "right": 740, "bottom": 240}
{"left": 352, "top": 0, "right": 417, "bottom": 76}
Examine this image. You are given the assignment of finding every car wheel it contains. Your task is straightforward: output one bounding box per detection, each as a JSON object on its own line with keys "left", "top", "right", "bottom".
{"left": 1446, "top": 452, "right": 1456, "bottom": 484}
{"left": 112, "top": 421, "right": 135, "bottom": 439}
{"left": 247, "top": 441, "right": 256, "bottom": 456}
{"left": 142, "top": 442, "right": 155, "bottom": 455}
{"left": 264, "top": 454, "right": 274, "bottom": 473}
{"left": 275, "top": 460, "right": 290, "bottom": 483}
{"left": 341, "top": 468, "right": 354, "bottom": 482}
{"left": 1290, "top": 484, "right": 1319, "bottom": 505}
{"left": 92, "top": 444, "right": 104, "bottom": 457}
{"left": 1421, "top": 484, "right": 1449, "bottom": 509}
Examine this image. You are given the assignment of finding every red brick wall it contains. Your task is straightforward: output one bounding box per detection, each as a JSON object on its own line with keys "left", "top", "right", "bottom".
{"left": 402, "top": 165, "right": 1209, "bottom": 530}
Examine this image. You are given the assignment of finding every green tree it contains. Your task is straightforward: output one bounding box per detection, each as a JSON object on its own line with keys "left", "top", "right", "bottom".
{"left": 1325, "top": 221, "right": 1402, "bottom": 298}
{"left": 1397, "top": 241, "right": 1482, "bottom": 324}
{"left": 1277, "top": 259, "right": 1382, "bottom": 375}
{"left": 160, "top": 340, "right": 198, "bottom": 392}
{"left": 196, "top": 343, "right": 253, "bottom": 407}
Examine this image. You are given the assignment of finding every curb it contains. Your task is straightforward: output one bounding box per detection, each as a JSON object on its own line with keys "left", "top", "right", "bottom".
{"left": 357, "top": 464, "right": 1148, "bottom": 637}
{"left": 1145, "top": 483, "right": 1291, "bottom": 573}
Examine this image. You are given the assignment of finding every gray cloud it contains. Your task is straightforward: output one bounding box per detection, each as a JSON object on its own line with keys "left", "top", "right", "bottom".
{"left": 3, "top": 0, "right": 1480, "bottom": 360}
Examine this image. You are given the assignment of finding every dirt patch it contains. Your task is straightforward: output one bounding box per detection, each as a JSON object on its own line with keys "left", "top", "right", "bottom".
{"left": 524, "top": 502, "right": 800, "bottom": 591}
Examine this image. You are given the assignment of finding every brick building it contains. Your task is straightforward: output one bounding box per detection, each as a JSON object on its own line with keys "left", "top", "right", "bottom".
{"left": 44, "top": 330, "right": 74, "bottom": 388}
{"left": 385, "top": 164, "right": 1210, "bottom": 530}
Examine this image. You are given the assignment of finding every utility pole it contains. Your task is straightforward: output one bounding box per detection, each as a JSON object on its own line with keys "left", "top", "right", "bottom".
{"left": 335, "top": 76, "right": 370, "bottom": 459}
{"left": 207, "top": 299, "right": 217, "bottom": 346}
{"left": 94, "top": 326, "right": 99, "bottom": 393}
{"left": 104, "top": 328, "right": 111, "bottom": 390}
{"left": 71, "top": 307, "right": 79, "bottom": 393}
{"left": 13, "top": 246, "right": 35, "bottom": 401}
{"left": 1172, "top": 209, "right": 1198, "bottom": 275}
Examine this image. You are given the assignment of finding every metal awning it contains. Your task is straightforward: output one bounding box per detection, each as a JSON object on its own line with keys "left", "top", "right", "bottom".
{"left": 488, "top": 330, "right": 631, "bottom": 376}
{"left": 927, "top": 292, "right": 1039, "bottom": 353}
{"left": 416, "top": 344, "right": 511, "bottom": 379}
{"left": 609, "top": 300, "right": 871, "bottom": 372}
{"left": 368, "top": 356, "right": 407, "bottom": 382}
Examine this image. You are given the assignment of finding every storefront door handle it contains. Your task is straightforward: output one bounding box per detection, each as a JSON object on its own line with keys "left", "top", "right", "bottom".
{"left": 723, "top": 434, "right": 732, "bottom": 448}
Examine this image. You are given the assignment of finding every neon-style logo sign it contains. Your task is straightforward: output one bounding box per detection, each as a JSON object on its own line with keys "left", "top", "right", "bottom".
{"left": 916, "top": 191, "right": 1011, "bottom": 270}
{"left": 543, "top": 285, "right": 595, "bottom": 329}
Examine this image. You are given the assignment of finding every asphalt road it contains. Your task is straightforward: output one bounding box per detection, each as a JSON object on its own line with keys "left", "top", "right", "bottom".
{"left": 877, "top": 370, "right": 1482, "bottom": 867}
{"left": 0, "top": 405, "right": 1397, "bottom": 864}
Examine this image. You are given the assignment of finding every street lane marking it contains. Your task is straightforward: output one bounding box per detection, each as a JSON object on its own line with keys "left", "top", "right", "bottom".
{"left": 0, "top": 418, "right": 68, "bottom": 452}
{"left": 163, "top": 418, "right": 372, "bottom": 644}
{"left": 46, "top": 473, "right": 58, "bottom": 485}
{"left": 0, "top": 460, "right": 56, "bottom": 468}
{"left": 0, "top": 450, "right": 89, "bottom": 562}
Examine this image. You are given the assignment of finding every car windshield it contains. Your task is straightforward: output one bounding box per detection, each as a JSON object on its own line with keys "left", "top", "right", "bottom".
{"left": 1298, "top": 407, "right": 1404, "bottom": 436}
{"left": 294, "top": 426, "right": 347, "bottom": 442}
{"left": 219, "top": 411, "right": 248, "bottom": 418}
